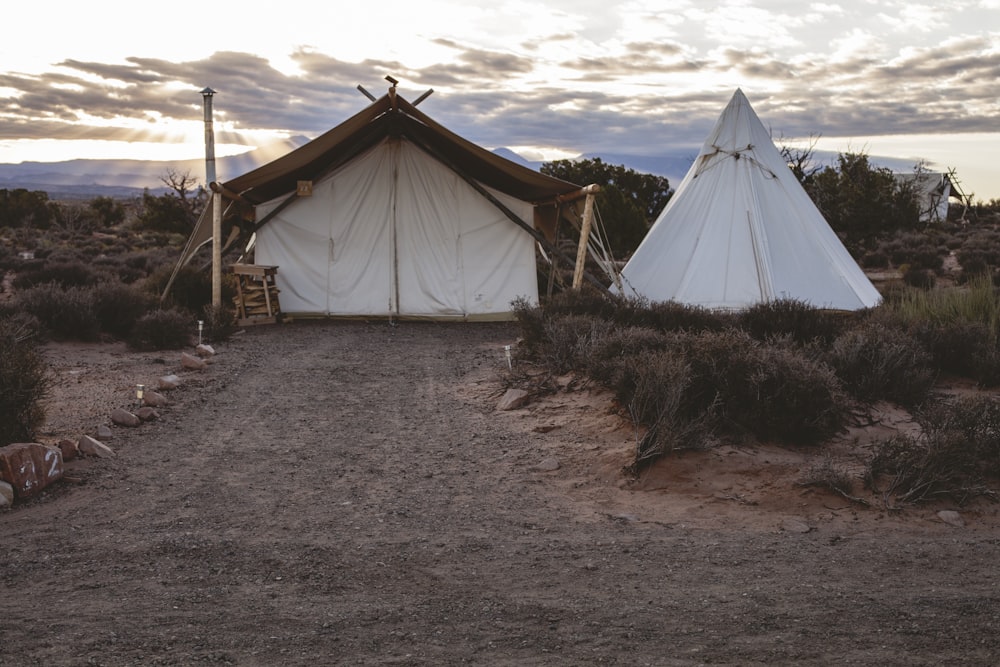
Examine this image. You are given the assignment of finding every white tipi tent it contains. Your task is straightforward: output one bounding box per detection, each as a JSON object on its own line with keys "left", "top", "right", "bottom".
{"left": 617, "top": 89, "right": 881, "bottom": 311}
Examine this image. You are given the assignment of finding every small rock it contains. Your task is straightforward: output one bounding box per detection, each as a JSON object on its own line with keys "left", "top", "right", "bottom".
{"left": 0, "top": 480, "right": 14, "bottom": 508}
{"left": 136, "top": 407, "right": 160, "bottom": 422}
{"left": 195, "top": 343, "right": 216, "bottom": 358}
{"left": 110, "top": 408, "right": 141, "bottom": 427}
{"left": 158, "top": 374, "right": 181, "bottom": 390}
{"left": 57, "top": 438, "right": 79, "bottom": 461}
{"left": 937, "top": 510, "right": 965, "bottom": 527}
{"left": 181, "top": 352, "right": 207, "bottom": 370}
{"left": 535, "top": 457, "right": 561, "bottom": 471}
{"left": 77, "top": 436, "right": 115, "bottom": 458}
{"left": 497, "top": 388, "right": 530, "bottom": 411}
{"left": 781, "top": 518, "right": 812, "bottom": 533}
{"left": 96, "top": 424, "right": 113, "bottom": 440}
{"left": 142, "top": 390, "right": 169, "bottom": 407}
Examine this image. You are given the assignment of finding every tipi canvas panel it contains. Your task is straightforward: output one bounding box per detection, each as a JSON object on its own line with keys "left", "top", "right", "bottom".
{"left": 619, "top": 89, "right": 881, "bottom": 311}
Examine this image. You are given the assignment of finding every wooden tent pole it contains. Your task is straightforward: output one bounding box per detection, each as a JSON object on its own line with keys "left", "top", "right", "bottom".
{"left": 211, "top": 189, "right": 222, "bottom": 308}
{"left": 572, "top": 191, "right": 597, "bottom": 290}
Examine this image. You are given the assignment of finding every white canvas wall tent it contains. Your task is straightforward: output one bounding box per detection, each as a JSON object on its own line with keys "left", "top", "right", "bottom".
{"left": 169, "top": 86, "right": 601, "bottom": 320}
{"left": 616, "top": 89, "right": 882, "bottom": 312}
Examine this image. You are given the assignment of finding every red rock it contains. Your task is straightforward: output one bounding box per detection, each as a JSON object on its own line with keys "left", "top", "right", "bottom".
{"left": 57, "top": 438, "right": 79, "bottom": 461}
{"left": 0, "top": 443, "right": 64, "bottom": 499}
{"left": 136, "top": 407, "right": 159, "bottom": 422}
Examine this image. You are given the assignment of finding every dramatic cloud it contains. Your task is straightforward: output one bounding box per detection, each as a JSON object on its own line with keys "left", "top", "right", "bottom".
{"left": 0, "top": 0, "right": 997, "bottom": 195}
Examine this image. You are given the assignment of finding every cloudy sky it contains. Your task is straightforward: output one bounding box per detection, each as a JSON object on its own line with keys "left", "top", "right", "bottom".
{"left": 1, "top": 0, "right": 998, "bottom": 198}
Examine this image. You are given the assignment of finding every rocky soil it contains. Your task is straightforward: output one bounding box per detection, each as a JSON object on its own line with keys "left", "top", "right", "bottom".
{"left": 2, "top": 319, "right": 999, "bottom": 666}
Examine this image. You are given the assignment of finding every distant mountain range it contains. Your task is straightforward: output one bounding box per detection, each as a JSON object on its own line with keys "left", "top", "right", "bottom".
{"left": 0, "top": 140, "right": 919, "bottom": 201}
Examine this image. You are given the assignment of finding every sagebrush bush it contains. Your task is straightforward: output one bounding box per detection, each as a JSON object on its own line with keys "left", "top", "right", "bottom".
{"left": 12, "top": 259, "right": 102, "bottom": 290}
{"left": 908, "top": 318, "right": 999, "bottom": 384}
{"left": 587, "top": 325, "right": 673, "bottom": 392}
{"left": 542, "top": 314, "right": 613, "bottom": 374}
{"left": 677, "top": 330, "right": 848, "bottom": 445}
{"left": 625, "top": 350, "right": 704, "bottom": 473}
{"left": 92, "top": 281, "right": 155, "bottom": 339}
{"left": 737, "top": 299, "right": 850, "bottom": 346}
{"left": 511, "top": 296, "right": 546, "bottom": 356}
{"left": 15, "top": 282, "right": 101, "bottom": 342}
{"left": 146, "top": 264, "right": 213, "bottom": 316}
{"left": 201, "top": 303, "right": 237, "bottom": 344}
{"left": 826, "top": 320, "right": 935, "bottom": 407}
{"left": 126, "top": 308, "right": 194, "bottom": 351}
{"left": 0, "top": 320, "right": 49, "bottom": 446}
{"left": 917, "top": 395, "right": 1000, "bottom": 477}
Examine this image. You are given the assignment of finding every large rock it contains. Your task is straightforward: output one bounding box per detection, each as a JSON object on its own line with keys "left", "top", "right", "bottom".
{"left": 110, "top": 408, "right": 141, "bottom": 427}
{"left": 195, "top": 343, "right": 216, "bottom": 358}
{"left": 136, "top": 407, "right": 160, "bottom": 422}
{"left": 77, "top": 436, "right": 115, "bottom": 458}
{"left": 96, "top": 424, "right": 113, "bottom": 440}
{"left": 0, "top": 443, "right": 64, "bottom": 500}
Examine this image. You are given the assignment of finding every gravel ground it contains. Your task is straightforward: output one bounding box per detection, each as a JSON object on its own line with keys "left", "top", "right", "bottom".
{"left": 2, "top": 319, "right": 999, "bottom": 666}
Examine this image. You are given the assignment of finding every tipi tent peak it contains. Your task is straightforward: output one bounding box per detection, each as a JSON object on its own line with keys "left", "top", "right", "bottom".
{"left": 616, "top": 88, "right": 881, "bottom": 312}
{"left": 168, "top": 85, "right": 605, "bottom": 320}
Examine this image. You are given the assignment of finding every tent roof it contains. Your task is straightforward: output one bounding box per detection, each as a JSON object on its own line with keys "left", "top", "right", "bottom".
{"left": 222, "top": 92, "right": 581, "bottom": 206}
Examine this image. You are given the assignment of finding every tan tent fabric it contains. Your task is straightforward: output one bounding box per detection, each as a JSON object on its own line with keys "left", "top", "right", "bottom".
{"left": 168, "top": 90, "right": 584, "bottom": 319}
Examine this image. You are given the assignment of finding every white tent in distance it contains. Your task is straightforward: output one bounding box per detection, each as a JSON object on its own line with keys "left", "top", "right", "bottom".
{"left": 616, "top": 89, "right": 882, "bottom": 311}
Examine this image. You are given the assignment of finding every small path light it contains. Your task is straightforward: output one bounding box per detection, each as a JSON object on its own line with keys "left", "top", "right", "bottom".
{"left": 504, "top": 345, "right": 513, "bottom": 370}
{"left": 197, "top": 320, "right": 204, "bottom": 346}
{"left": 136, "top": 384, "right": 145, "bottom": 410}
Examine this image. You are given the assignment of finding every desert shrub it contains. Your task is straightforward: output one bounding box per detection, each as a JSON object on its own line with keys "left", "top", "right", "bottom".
{"left": 15, "top": 282, "right": 100, "bottom": 342}
{"left": 201, "top": 302, "right": 237, "bottom": 344}
{"left": 864, "top": 395, "right": 1000, "bottom": 506}
{"left": 798, "top": 455, "right": 856, "bottom": 498}
{"left": 907, "top": 318, "right": 999, "bottom": 383}
{"left": 918, "top": 395, "right": 1000, "bottom": 477}
{"left": 676, "top": 329, "right": 848, "bottom": 445}
{"left": 12, "top": 260, "right": 102, "bottom": 290}
{"left": 860, "top": 251, "right": 889, "bottom": 269}
{"left": 0, "top": 320, "right": 49, "bottom": 446}
{"left": 902, "top": 267, "right": 936, "bottom": 289}
{"left": 146, "top": 264, "right": 213, "bottom": 316}
{"left": 883, "top": 232, "right": 945, "bottom": 272}
{"left": 625, "top": 350, "right": 703, "bottom": 473}
{"left": 541, "top": 314, "right": 614, "bottom": 374}
{"left": 737, "top": 299, "right": 850, "bottom": 345}
{"left": 92, "top": 281, "right": 155, "bottom": 339}
{"left": 585, "top": 327, "right": 676, "bottom": 404}
{"left": 628, "top": 298, "right": 735, "bottom": 333}
{"left": 511, "top": 296, "right": 547, "bottom": 356}
{"left": 542, "top": 287, "right": 622, "bottom": 321}
{"left": 126, "top": 308, "right": 193, "bottom": 351}
{"left": 826, "top": 320, "right": 935, "bottom": 407}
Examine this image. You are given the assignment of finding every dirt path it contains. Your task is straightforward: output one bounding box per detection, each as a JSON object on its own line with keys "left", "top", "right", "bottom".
{"left": 3, "top": 320, "right": 1000, "bottom": 665}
